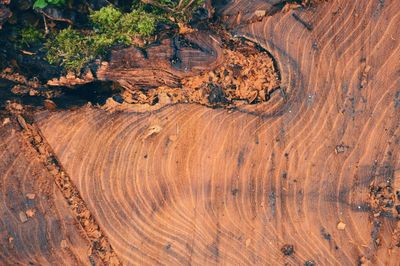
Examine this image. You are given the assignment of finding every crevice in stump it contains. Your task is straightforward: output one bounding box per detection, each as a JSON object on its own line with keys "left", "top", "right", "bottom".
{"left": 11, "top": 110, "right": 122, "bottom": 265}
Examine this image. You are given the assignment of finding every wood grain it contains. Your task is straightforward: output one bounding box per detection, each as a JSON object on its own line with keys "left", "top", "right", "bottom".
{"left": 0, "top": 117, "right": 96, "bottom": 265}
{"left": 35, "top": 0, "right": 400, "bottom": 264}
{"left": 47, "top": 31, "right": 224, "bottom": 90}
{"left": 11, "top": 0, "right": 400, "bottom": 264}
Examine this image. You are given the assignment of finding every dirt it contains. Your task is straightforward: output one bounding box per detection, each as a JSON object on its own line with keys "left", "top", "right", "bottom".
{"left": 368, "top": 179, "right": 400, "bottom": 250}
{"left": 304, "top": 260, "right": 316, "bottom": 266}
{"left": 281, "top": 244, "right": 294, "bottom": 256}
{"left": 369, "top": 181, "right": 398, "bottom": 219}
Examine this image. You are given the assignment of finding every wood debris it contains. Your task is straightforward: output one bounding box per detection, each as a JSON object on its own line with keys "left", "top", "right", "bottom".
{"left": 19, "top": 211, "right": 28, "bottom": 223}
{"left": 2, "top": 117, "right": 10, "bottom": 125}
{"left": 119, "top": 38, "right": 280, "bottom": 109}
{"left": 25, "top": 209, "right": 36, "bottom": 218}
{"left": 26, "top": 193, "right": 36, "bottom": 200}
{"left": 143, "top": 125, "right": 162, "bottom": 140}
{"left": 337, "top": 221, "right": 346, "bottom": 230}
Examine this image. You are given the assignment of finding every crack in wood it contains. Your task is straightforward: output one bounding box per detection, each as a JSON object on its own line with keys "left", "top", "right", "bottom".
{"left": 14, "top": 113, "right": 122, "bottom": 266}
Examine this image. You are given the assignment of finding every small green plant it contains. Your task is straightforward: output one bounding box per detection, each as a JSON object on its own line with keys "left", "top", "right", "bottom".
{"left": 19, "top": 26, "right": 44, "bottom": 47}
{"left": 33, "top": 0, "right": 65, "bottom": 9}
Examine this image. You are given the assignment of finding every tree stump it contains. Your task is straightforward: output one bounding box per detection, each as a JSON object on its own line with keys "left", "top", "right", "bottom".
{"left": 1, "top": 0, "right": 400, "bottom": 265}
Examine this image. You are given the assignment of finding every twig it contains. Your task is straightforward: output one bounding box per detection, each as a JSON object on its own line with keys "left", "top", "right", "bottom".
{"left": 42, "top": 14, "right": 49, "bottom": 35}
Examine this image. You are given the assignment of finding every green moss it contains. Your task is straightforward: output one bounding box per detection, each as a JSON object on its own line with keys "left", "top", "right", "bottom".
{"left": 19, "top": 26, "right": 44, "bottom": 47}
{"left": 44, "top": 2, "right": 202, "bottom": 72}
{"left": 90, "top": 5, "right": 123, "bottom": 33}
{"left": 46, "top": 28, "right": 92, "bottom": 72}
{"left": 91, "top": 6, "right": 158, "bottom": 38}
{"left": 119, "top": 10, "right": 157, "bottom": 37}
{"left": 137, "top": 15, "right": 156, "bottom": 37}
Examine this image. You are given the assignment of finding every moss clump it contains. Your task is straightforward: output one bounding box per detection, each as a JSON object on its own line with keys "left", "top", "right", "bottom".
{"left": 45, "top": 5, "right": 161, "bottom": 72}
{"left": 18, "top": 26, "right": 44, "bottom": 48}
{"left": 119, "top": 10, "right": 157, "bottom": 37}
{"left": 91, "top": 6, "right": 158, "bottom": 40}
{"left": 44, "top": 1, "right": 205, "bottom": 72}
{"left": 90, "top": 5, "right": 123, "bottom": 33}
{"left": 46, "top": 28, "right": 91, "bottom": 72}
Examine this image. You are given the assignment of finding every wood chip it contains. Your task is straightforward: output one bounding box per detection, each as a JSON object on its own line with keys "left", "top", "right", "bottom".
{"left": 337, "top": 221, "right": 346, "bottom": 230}
{"left": 254, "top": 10, "right": 266, "bottom": 17}
{"left": 16, "top": 115, "right": 28, "bottom": 131}
{"left": 26, "top": 193, "right": 36, "bottom": 200}
{"left": 25, "top": 209, "right": 36, "bottom": 218}
{"left": 2, "top": 117, "right": 10, "bottom": 125}
{"left": 19, "top": 211, "right": 28, "bottom": 223}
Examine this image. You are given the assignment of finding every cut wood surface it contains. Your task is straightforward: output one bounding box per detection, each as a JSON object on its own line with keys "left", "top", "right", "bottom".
{"left": 0, "top": 118, "right": 97, "bottom": 265}
{"left": 2, "top": 0, "right": 400, "bottom": 265}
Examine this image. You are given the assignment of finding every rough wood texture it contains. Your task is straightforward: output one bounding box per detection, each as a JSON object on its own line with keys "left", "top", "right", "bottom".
{"left": 33, "top": 0, "right": 400, "bottom": 264}
{"left": 96, "top": 31, "right": 224, "bottom": 89}
{"left": 2, "top": 0, "right": 400, "bottom": 265}
{"left": 214, "top": 0, "right": 279, "bottom": 27}
{"left": 0, "top": 118, "right": 96, "bottom": 265}
{"left": 47, "top": 31, "right": 224, "bottom": 89}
